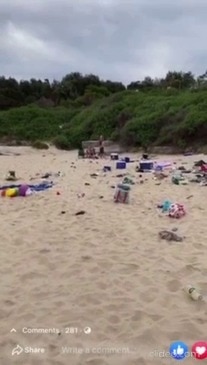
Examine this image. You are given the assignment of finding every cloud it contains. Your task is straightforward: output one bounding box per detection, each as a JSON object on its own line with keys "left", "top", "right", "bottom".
{"left": 0, "top": 0, "right": 207, "bottom": 84}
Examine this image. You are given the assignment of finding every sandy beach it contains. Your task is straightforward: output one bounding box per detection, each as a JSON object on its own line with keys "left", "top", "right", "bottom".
{"left": 0, "top": 147, "right": 206, "bottom": 365}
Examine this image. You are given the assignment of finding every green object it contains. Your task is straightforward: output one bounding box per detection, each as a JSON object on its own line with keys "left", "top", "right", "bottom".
{"left": 122, "top": 177, "right": 135, "bottom": 185}
{"left": 172, "top": 176, "right": 180, "bottom": 185}
{"left": 117, "top": 183, "right": 131, "bottom": 191}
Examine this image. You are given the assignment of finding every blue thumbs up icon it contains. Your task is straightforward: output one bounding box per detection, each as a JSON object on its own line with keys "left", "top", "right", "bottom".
{"left": 169, "top": 341, "right": 188, "bottom": 360}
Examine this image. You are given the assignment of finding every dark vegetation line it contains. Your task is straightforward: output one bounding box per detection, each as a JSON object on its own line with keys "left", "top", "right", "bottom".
{"left": 0, "top": 71, "right": 207, "bottom": 151}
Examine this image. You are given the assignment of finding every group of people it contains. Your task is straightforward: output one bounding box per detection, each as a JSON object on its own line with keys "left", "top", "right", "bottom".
{"left": 83, "top": 135, "right": 105, "bottom": 159}
{"left": 85, "top": 147, "right": 96, "bottom": 158}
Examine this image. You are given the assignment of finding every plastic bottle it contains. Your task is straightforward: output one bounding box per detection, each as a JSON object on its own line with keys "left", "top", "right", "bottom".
{"left": 185, "top": 285, "right": 203, "bottom": 301}
{"left": 162, "top": 200, "right": 172, "bottom": 212}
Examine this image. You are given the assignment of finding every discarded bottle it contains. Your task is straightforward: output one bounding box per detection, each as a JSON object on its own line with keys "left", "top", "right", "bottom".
{"left": 185, "top": 285, "right": 203, "bottom": 301}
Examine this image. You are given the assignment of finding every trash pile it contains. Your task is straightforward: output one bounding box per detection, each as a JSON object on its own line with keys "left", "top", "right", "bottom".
{"left": 171, "top": 173, "right": 189, "bottom": 185}
{"left": 158, "top": 200, "right": 186, "bottom": 218}
{"left": 159, "top": 230, "right": 183, "bottom": 242}
{"left": 0, "top": 182, "right": 54, "bottom": 197}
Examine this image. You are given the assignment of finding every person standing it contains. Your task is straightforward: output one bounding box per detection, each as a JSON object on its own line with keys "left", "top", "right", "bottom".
{"left": 99, "top": 135, "right": 104, "bottom": 158}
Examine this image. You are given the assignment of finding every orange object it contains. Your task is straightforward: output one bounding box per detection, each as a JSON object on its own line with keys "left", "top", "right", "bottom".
{"left": 1, "top": 190, "right": 6, "bottom": 197}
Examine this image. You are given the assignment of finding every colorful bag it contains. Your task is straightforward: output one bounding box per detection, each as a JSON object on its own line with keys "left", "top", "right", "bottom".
{"left": 169, "top": 203, "right": 186, "bottom": 218}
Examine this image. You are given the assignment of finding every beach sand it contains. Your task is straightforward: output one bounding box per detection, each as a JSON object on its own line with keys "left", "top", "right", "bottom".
{"left": 0, "top": 147, "right": 206, "bottom": 365}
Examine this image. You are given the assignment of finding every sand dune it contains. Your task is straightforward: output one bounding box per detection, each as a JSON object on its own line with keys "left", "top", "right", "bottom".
{"left": 0, "top": 147, "right": 206, "bottom": 364}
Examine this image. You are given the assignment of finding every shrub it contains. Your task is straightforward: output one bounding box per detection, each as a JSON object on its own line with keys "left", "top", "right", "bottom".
{"left": 53, "top": 135, "right": 71, "bottom": 150}
{"left": 1, "top": 89, "right": 207, "bottom": 150}
{"left": 32, "top": 140, "right": 49, "bottom": 149}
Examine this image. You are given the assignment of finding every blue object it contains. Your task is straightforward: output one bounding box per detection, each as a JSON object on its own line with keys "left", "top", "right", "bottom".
{"left": 155, "top": 165, "right": 163, "bottom": 172}
{"left": 125, "top": 157, "right": 130, "bottom": 163}
{"left": 116, "top": 161, "right": 126, "bottom": 169}
{"left": 0, "top": 182, "right": 54, "bottom": 192}
{"left": 103, "top": 166, "right": 111, "bottom": 172}
{"left": 140, "top": 160, "right": 154, "bottom": 170}
{"left": 162, "top": 200, "right": 172, "bottom": 212}
{"left": 169, "top": 341, "right": 188, "bottom": 360}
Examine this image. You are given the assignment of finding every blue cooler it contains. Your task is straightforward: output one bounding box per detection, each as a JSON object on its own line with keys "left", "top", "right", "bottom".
{"left": 139, "top": 160, "right": 154, "bottom": 171}
{"left": 116, "top": 161, "right": 126, "bottom": 169}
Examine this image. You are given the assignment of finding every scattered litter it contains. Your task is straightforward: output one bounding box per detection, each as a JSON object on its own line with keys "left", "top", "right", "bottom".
{"left": 5, "top": 171, "right": 17, "bottom": 181}
{"left": 41, "top": 172, "right": 62, "bottom": 179}
{"left": 159, "top": 230, "right": 183, "bottom": 242}
{"left": 171, "top": 174, "right": 188, "bottom": 185}
{"left": 75, "top": 210, "right": 86, "bottom": 215}
{"left": 194, "top": 160, "right": 206, "bottom": 167}
{"left": 154, "top": 171, "right": 168, "bottom": 180}
{"left": 185, "top": 285, "right": 203, "bottom": 301}
{"left": 137, "top": 160, "right": 154, "bottom": 172}
{"left": 103, "top": 166, "right": 111, "bottom": 172}
{"left": 169, "top": 203, "right": 186, "bottom": 218}
{"left": 122, "top": 177, "right": 135, "bottom": 185}
{"left": 154, "top": 161, "right": 172, "bottom": 170}
{"left": 116, "top": 161, "right": 126, "bottom": 169}
{"left": 81, "top": 255, "right": 92, "bottom": 261}
{"left": 0, "top": 182, "right": 54, "bottom": 197}
{"left": 160, "top": 200, "right": 172, "bottom": 212}
{"left": 116, "top": 174, "right": 125, "bottom": 178}
{"left": 157, "top": 200, "right": 186, "bottom": 218}
{"left": 111, "top": 153, "right": 119, "bottom": 160}
{"left": 114, "top": 183, "right": 130, "bottom": 203}
{"left": 77, "top": 193, "right": 85, "bottom": 198}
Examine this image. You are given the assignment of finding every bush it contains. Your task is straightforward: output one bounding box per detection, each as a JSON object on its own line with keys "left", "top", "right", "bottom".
{"left": 32, "top": 140, "right": 49, "bottom": 149}
{"left": 53, "top": 135, "right": 71, "bottom": 150}
{"left": 0, "top": 89, "right": 207, "bottom": 149}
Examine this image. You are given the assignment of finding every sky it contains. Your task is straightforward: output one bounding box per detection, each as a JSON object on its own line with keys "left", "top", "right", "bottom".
{"left": 0, "top": 0, "right": 207, "bottom": 84}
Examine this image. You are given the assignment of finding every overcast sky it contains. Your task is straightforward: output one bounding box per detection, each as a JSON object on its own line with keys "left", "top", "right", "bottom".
{"left": 0, "top": 0, "right": 207, "bottom": 84}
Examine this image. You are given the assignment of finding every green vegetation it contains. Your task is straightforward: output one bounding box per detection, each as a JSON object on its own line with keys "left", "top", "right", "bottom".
{"left": 32, "top": 141, "right": 49, "bottom": 149}
{"left": 0, "top": 71, "right": 207, "bottom": 150}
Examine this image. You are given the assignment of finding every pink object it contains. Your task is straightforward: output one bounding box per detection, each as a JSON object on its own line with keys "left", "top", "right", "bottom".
{"left": 114, "top": 189, "right": 129, "bottom": 203}
{"left": 19, "top": 184, "right": 29, "bottom": 196}
{"left": 201, "top": 164, "right": 207, "bottom": 172}
{"left": 169, "top": 203, "right": 186, "bottom": 218}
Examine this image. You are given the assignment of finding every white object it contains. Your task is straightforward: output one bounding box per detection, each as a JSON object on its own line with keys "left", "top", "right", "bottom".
{"left": 25, "top": 188, "right": 33, "bottom": 196}
{"left": 111, "top": 153, "right": 118, "bottom": 160}
{"left": 185, "top": 285, "right": 203, "bottom": 300}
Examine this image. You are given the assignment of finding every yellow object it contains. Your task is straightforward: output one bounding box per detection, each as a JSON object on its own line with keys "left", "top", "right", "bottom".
{"left": 5, "top": 188, "right": 18, "bottom": 197}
